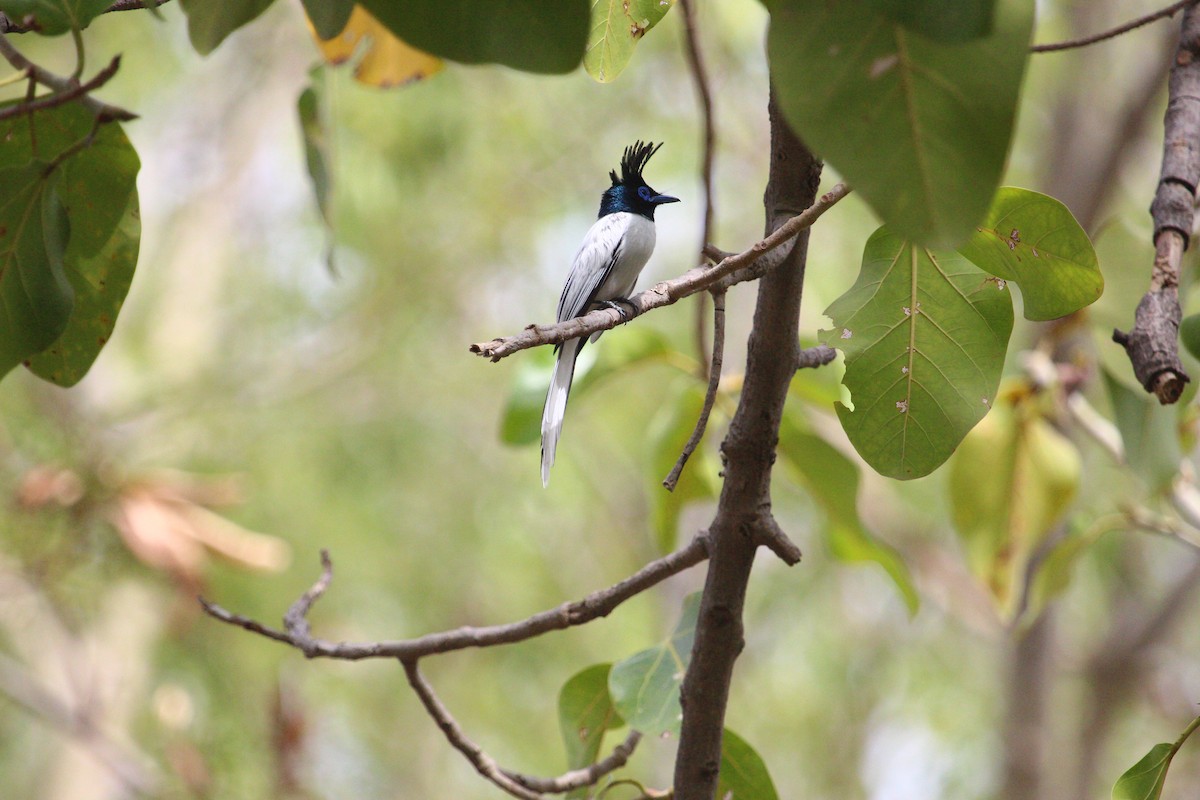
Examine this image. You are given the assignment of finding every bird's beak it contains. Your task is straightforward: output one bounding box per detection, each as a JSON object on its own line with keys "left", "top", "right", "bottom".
{"left": 651, "top": 194, "right": 680, "bottom": 205}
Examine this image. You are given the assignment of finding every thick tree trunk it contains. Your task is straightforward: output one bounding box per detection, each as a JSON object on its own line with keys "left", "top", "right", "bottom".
{"left": 672, "top": 89, "right": 822, "bottom": 800}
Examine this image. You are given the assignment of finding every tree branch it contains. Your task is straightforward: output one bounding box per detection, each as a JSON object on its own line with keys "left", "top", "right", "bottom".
{"left": 402, "top": 660, "right": 541, "bottom": 800}
{"left": 201, "top": 534, "right": 710, "bottom": 660}
{"left": 469, "top": 184, "right": 849, "bottom": 363}
{"left": 663, "top": 288, "right": 725, "bottom": 492}
{"left": 0, "top": 0, "right": 171, "bottom": 33}
{"left": 0, "top": 34, "right": 135, "bottom": 121}
{"left": 1031, "top": 0, "right": 1199, "bottom": 52}
{"left": 501, "top": 731, "right": 642, "bottom": 794}
{"left": 678, "top": 0, "right": 717, "bottom": 381}
{"left": 672, "top": 87, "right": 821, "bottom": 800}
{"left": 1113, "top": 5, "right": 1200, "bottom": 403}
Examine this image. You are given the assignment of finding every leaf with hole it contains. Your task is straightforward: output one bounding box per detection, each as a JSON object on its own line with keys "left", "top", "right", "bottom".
{"left": 0, "top": 0, "right": 112, "bottom": 34}
{"left": 956, "top": 187, "right": 1101, "bottom": 320}
{"left": 585, "top": 0, "right": 675, "bottom": 82}
{"left": 821, "top": 226, "right": 1013, "bottom": 479}
{"left": 609, "top": 593, "right": 699, "bottom": 735}
{"left": 768, "top": 0, "right": 1033, "bottom": 247}
{"left": 558, "top": 664, "right": 624, "bottom": 799}
{"left": 358, "top": 0, "right": 589, "bottom": 74}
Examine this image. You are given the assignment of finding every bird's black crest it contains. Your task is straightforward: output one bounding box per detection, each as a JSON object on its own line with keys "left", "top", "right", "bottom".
{"left": 609, "top": 140, "right": 663, "bottom": 187}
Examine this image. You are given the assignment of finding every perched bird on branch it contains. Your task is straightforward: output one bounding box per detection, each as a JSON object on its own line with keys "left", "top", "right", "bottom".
{"left": 540, "top": 141, "right": 679, "bottom": 486}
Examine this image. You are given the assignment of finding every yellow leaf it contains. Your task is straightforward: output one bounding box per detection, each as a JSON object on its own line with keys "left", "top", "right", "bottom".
{"left": 310, "top": 6, "right": 443, "bottom": 88}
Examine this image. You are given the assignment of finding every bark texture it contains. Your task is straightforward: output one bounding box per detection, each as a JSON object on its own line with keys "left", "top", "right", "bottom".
{"left": 672, "top": 90, "right": 821, "bottom": 800}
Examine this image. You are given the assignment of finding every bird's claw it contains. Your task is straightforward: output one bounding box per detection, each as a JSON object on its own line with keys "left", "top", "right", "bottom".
{"left": 598, "top": 299, "right": 633, "bottom": 323}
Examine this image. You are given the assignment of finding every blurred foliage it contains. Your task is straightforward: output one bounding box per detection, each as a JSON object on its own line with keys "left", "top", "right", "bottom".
{"left": 1, "top": 1, "right": 1200, "bottom": 800}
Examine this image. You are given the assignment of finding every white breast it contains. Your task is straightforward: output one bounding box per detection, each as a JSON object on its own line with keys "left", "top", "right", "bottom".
{"left": 597, "top": 213, "right": 656, "bottom": 302}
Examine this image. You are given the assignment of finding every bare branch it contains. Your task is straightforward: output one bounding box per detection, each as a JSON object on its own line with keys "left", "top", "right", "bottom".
{"left": 402, "top": 660, "right": 541, "bottom": 800}
{"left": 470, "top": 184, "right": 850, "bottom": 362}
{"left": 1031, "top": 0, "right": 1199, "bottom": 52}
{"left": 0, "top": 652, "right": 161, "bottom": 795}
{"left": 663, "top": 289, "right": 726, "bottom": 492}
{"left": 201, "top": 534, "right": 710, "bottom": 661}
{"left": 1113, "top": 5, "right": 1200, "bottom": 402}
{"left": 0, "top": 35, "right": 135, "bottom": 121}
{"left": 756, "top": 514, "right": 803, "bottom": 567}
{"left": 502, "top": 731, "right": 642, "bottom": 794}
{"left": 678, "top": 0, "right": 717, "bottom": 380}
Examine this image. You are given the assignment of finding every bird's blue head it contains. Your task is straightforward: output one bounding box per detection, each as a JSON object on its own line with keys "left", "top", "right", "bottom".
{"left": 598, "top": 140, "right": 680, "bottom": 220}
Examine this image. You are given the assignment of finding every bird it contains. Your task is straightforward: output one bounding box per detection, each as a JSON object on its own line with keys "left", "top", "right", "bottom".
{"left": 540, "top": 141, "right": 679, "bottom": 487}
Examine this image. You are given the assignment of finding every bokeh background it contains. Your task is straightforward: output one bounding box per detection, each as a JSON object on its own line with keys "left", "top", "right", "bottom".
{"left": 2, "top": 1, "right": 1200, "bottom": 798}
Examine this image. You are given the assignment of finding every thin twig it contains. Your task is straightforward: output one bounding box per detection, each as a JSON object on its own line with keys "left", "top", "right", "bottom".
{"left": 282, "top": 548, "right": 333, "bottom": 643}
{"left": 0, "top": 653, "right": 161, "bottom": 794}
{"left": 678, "top": 0, "right": 717, "bottom": 382}
{"left": 402, "top": 660, "right": 541, "bottom": 800}
{"left": 1031, "top": 0, "right": 1199, "bottom": 52}
{"left": 664, "top": 289, "right": 725, "bottom": 492}
{"left": 502, "top": 731, "right": 642, "bottom": 793}
{"left": 0, "top": 35, "right": 135, "bottom": 121}
{"left": 201, "top": 535, "right": 711, "bottom": 661}
{"left": 0, "top": 55, "right": 123, "bottom": 123}
{"left": 470, "top": 184, "right": 850, "bottom": 362}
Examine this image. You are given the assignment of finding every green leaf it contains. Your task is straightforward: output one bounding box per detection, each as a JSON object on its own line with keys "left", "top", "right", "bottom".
{"left": 0, "top": 102, "right": 140, "bottom": 386}
{"left": 821, "top": 226, "right": 1014, "bottom": 479}
{"left": 298, "top": 75, "right": 336, "bottom": 271}
{"left": 357, "top": 0, "right": 590, "bottom": 74}
{"left": 1181, "top": 313, "right": 1200, "bottom": 362}
{"left": 1102, "top": 368, "right": 1181, "bottom": 492}
{"left": 777, "top": 408, "right": 918, "bottom": 613}
{"left": 948, "top": 387, "right": 1081, "bottom": 619}
{"left": 499, "top": 328, "right": 675, "bottom": 447}
{"left": 1112, "top": 743, "right": 1175, "bottom": 800}
{"left": 647, "top": 382, "right": 718, "bottom": 553}
{"left": 558, "top": 664, "right": 624, "bottom": 799}
{"left": 0, "top": 0, "right": 111, "bottom": 34}
{"left": 178, "top": 0, "right": 276, "bottom": 55}
{"left": 609, "top": 593, "right": 699, "bottom": 735}
{"left": 866, "top": 0, "right": 995, "bottom": 42}
{"left": 768, "top": 0, "right": 1034, "bottom": 247}
{"left": 956, "top": 187, "right": 1102, "bottom": 320}
{"left": 0, "top": 166, "right": 73, "bottom": 381}
{"left": 27, "top": 190, "right": 138, "bottom": 386}
{"left": 717, "top": 728, "right": 780, "bottom": 800}
{"left": 585, "top": 0, "right": 675, "bottom": 82}
{"left": 300, "top": 0, "right": 353, "bottom": 39}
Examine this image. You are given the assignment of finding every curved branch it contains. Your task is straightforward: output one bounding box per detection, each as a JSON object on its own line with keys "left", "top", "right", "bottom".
{"left": 1031, "top": 0, "right": 1199, "bottom": 53}
{"left": 0, "top": 35, "right": 135, "bottom": 121}
{"left": 470, "top": 184, "right": 850, "bottom": 363}
{"left": 200, "top": 534, "right": 710, "bottom": 661}
{"left": 663, "top": 288, "right": 725, "bottom": 492}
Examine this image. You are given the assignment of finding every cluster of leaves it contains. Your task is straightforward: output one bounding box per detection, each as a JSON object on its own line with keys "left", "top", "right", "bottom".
{"left": 558, "top": 596, "right": 778, "bottom": 799}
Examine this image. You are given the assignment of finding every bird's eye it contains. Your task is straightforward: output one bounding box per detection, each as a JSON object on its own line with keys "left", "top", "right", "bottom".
{"left": 637, "top": 186, "right": 652, "bottom": 201}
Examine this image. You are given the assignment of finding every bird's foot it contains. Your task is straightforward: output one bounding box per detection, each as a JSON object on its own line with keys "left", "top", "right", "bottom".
{"left": 598, "top": 299, "right": 634, "bottom": 323}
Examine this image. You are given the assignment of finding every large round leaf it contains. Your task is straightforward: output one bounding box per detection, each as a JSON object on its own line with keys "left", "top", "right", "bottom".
{"left": 358, "top": 0, "right": 590, "bottom": 74}
{"left": 956, "top": 187, "right": 1102, "bottom": 320}
{"left": 768, "top": 0, "right": 1033, "bottom": 248}
{"left": 585, "top": 0, "right": 675, "bottom": 82}
{"left": 821, "top": 227, "right": 1013, "bottom": 479}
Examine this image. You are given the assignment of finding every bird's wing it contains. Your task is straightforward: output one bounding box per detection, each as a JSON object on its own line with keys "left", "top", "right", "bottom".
{"left": 555, "top": 213, "right": 630, "bottom": 323}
